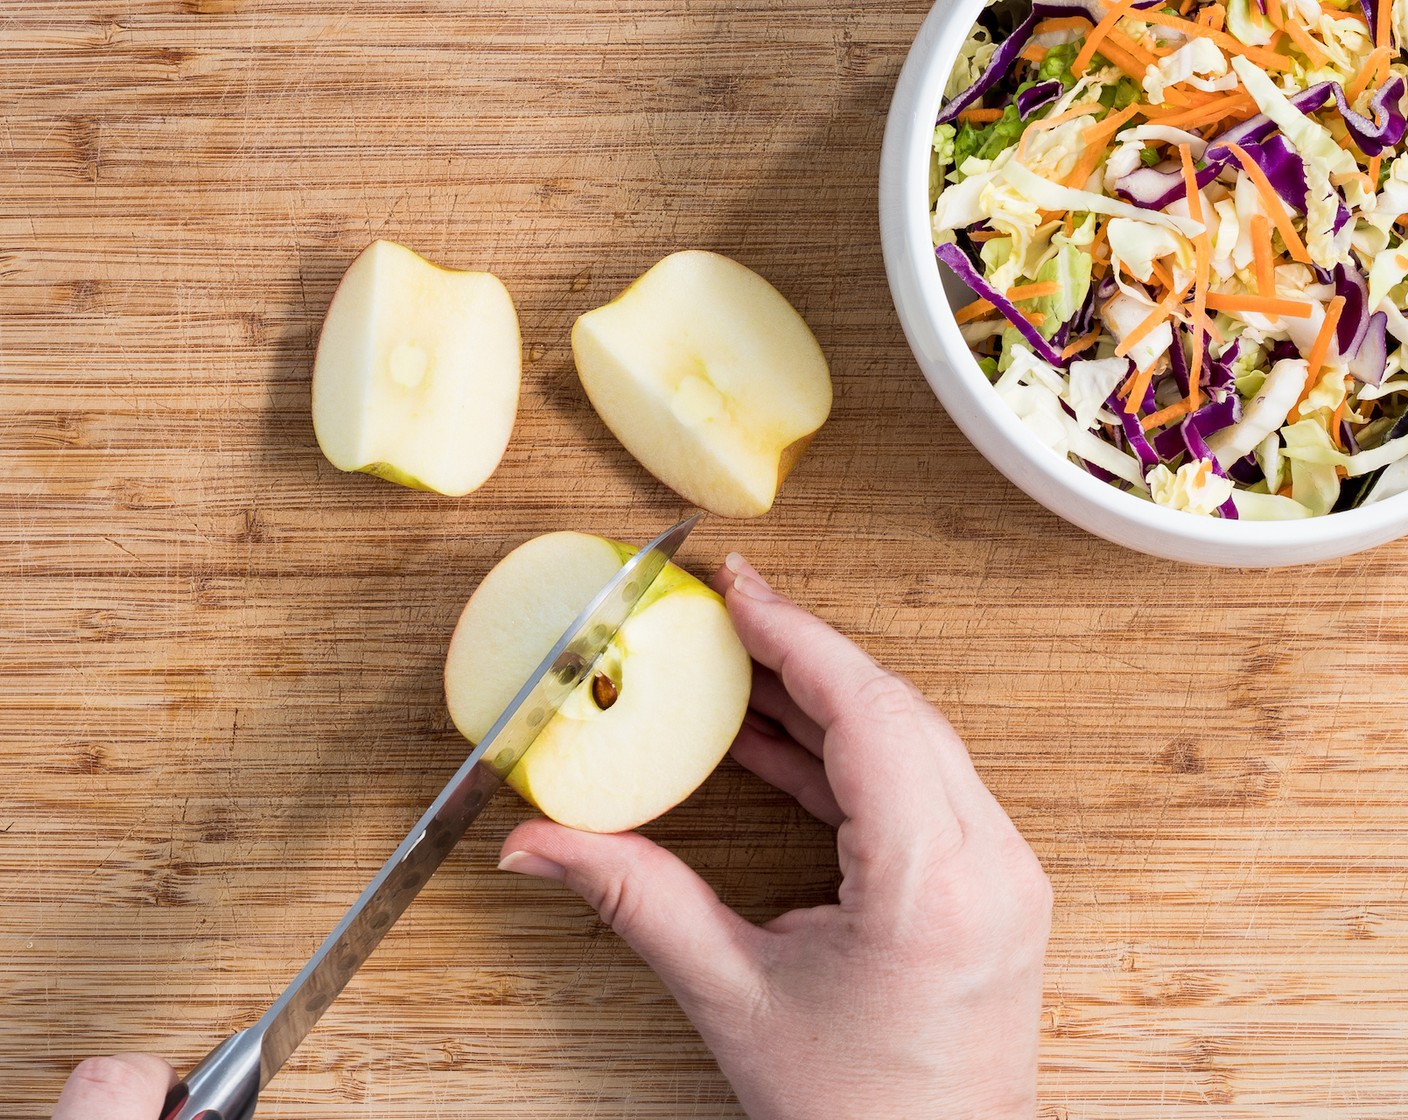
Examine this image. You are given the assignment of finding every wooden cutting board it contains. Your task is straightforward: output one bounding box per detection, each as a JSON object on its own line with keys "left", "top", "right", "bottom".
{"left": 4, "top": 2, "right": 1408, "bottom": 1116}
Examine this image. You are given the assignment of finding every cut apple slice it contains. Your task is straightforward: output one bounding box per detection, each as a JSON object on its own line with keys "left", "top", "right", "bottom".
{"left": 572, "top": 250, "right": 832, "bottom": 518}
{"left": 444, "top": 531, "right": 751, "bottom": 834}
{"left": 312, "top": 239, "right": 521, "bottom": 496}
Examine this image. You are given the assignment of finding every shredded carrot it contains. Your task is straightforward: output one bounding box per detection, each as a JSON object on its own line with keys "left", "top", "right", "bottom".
{"left": 1072, "top": 0, "right": 1143, "bottom": 76}
{"left": 1179, "top": 0, "right": 1196, "bottom": 13}
{"left": 1019, "top": 43, "right": 1050, "bottom": 64}
{"left": 959, "top": 108, "right": 1004, "bottom": 124}
{"left": 953, "top": 297, "right": 997, "bottom": 324}
{"left": 1151, "top": 257, "right": 1177, "bottom": 292}
{"left": 1276, "top": 481, "right": 1295, "bottom": 497}
{"left": 1227, "top": 143, "right": 1312, "bottom": 265}
{"left": 1087, "top": 35, "right": 1160, "bottom": 81}
{"left": 1006, "top": 281, "right": 1062, "bottom": 301}
{"left": 1305, "top": 294, "right": 1346, "bottom": 380}
{"left": 1368, "top": 153, "right": 1383, "bottom": 188}
{"left": 1178, "top": 144, "right": 1205, "bottom": 224}
{"left": 1141, "top": 92, "right": 1257, "bottom": 130}
{"left": 1126, "top": 9, "right": 1291, "bottom": 69}
{"left": 1121, "top": 363, "right": 1158, "bottom": 414}
{"left": 1346, "top": 45, "right": 1391, "bottom": 103}
{"left": 1090, "top": 222, "right": 1110, "bottom": 262}
{"left": 1281, "top": 18, "right": 1329, "bottom": 68}
{"left": 1378, "top": 0, "right": 1391, "bottom": 49}
{"left": 1203, "top": 291, "right": 1316, "bottom": 317}
{"left": 1062, "top": 104, "right": 1140, "bottom": 187}
{"left": 1115, "top": 298, "right": 1175, "bottom": 358}
{"left": 1200, "top": 2, "right": 1227, "bottom": 31}
{"left": 1267, "top": 0, "right": 1285, "bottom": 24}
{"left": 1141, "top": 398, "right": 1197, "bottom": 430}
{"left": 1326, "top": 1, "right": 1367, "bottom": 22}
{"left": 966, "top": 229, "right": 1009, "bottom": 241}
{"left": 1089, "top": 103, "right": 1141, "bottom": 145}
{"left": 1180, "top": 145, "right": 1210, "bottom": 409}
{"left": 1105, "top": 27, "right": 1159, "bottom": 69}
{"left": 1062, "top": 330, "right": 1103, "bottom": 358}
{"left": 1028, "top": 312, "right": 1047, "bottom": 326}
{"left": 1251, "top": 213, "right": 1276, "bottom": 298}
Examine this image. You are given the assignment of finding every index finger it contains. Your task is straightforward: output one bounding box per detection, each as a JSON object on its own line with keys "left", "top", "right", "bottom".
{"left": 713, "top": 555, "right": 1007, "bottom": 828}
{"left": 712, "top": 555, "right": 964, "bottom": 850}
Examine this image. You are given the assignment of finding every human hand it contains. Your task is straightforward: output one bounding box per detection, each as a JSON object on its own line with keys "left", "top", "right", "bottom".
{"left": 499, "top": 553, "right": 1053, "bottom": 1119}
{"left": 53, "top": 1053, "right": 174, "bottom": 1120}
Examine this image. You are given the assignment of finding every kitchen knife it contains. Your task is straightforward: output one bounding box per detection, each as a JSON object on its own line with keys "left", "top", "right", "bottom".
{"left": 159, "top": 513, "right": 701, "bottom": 1120}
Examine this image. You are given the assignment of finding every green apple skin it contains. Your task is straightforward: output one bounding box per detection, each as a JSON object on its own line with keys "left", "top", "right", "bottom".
{"left": 312, "top": 239, "right": 521, "bottom": 498}
{"left": 444, "top": 531, "right": 752, "bottom": 834}
{"left": 572, "top": 250, "right": 832, "bottom": 519}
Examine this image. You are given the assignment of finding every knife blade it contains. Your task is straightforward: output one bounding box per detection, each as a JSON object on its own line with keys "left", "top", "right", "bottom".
{"left": 160, "top": 513, "right": 701, "bottom": 1120}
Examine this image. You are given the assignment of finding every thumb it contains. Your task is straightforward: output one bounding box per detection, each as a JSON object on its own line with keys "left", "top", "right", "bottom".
{"left": 499, "top": 818, "right": 764, "bottom": 1015}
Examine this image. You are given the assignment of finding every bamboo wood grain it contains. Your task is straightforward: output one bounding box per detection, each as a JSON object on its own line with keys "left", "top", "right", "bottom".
{"left": 3, "top": 1, "right": 1408, "bottom": 1116}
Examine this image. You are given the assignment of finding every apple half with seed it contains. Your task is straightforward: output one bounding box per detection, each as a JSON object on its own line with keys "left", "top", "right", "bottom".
{"left": 444, "top": 531, "right": 751, "bottom": 834}
{"left": 572, "top": 250, "right": 833, "bottom": 519}
{"left": 311, "top": 239, "right": 521, "bottom": 497}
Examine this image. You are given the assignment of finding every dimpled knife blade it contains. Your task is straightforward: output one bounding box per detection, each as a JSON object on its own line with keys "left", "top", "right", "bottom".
{"left": 160, "top": 513, "right": 701, "bottom": 1120}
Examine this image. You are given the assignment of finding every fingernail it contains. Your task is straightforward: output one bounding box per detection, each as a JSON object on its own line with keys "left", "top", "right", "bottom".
{"left": 498, "top": 850, "right": 567, "bottom": 882}
{"left": 725, "top": 552, "right": 778, "bottom": 602}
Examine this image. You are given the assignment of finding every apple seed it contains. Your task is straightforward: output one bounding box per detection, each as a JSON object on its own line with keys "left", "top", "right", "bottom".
{"left": 591, "top": 671, "right": 619, "bottom": 711}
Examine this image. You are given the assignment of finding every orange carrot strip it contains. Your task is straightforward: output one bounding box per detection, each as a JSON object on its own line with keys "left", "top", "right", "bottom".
{"left": 1006, "top": 281, "right": 1062, "bottom": 301}
{"left": 1130, "top": 9, "right": 1291, "bottom": 68}
{"left": 1378, "top": 0, "right": 1391, "bottom": 48}
{"left": 1151, "top": 258, "right": 1177, "bottom": 292}
{"left": 1115, "top": 298, "right": 1175, "bottom": 357}
{"left": 1305, "top": 295, "right": 1346, "bottom": 380}
{"left": 1105, "top": 27, "right": 1159, "bottom": 68}
{"left": 1121, "top": 363, "right": 1158, "bottom": 414}
{"left": 1203, "top": 292, "right": 1316, "bottom": 317}
{"left": 1141, "top": 92, "right": 1257, "bottom": 129}
{"left": 959, "top": 108, "right": 1004, "bottom": 123}
{"left": 1072, "top": 0, "right": 1142, "bottom": 76}
{"left": 1062, "top": 105, "right": 1141, "bottom": 186}
{"left": 1368, "top": 153, "right": 1383, "bottom": 188}
{"left": 1227, "top": 143, "right": 1312, "bottom": 265}
{"left": 953, "top": 297, "right": 997, "bottom": 324}
{"left": 1062, "top": 330, "right": 1103, "bottom": 358}
{"left": 1281, "top": 18, "right": 1329, "bottom": 67}
{"left": 966, "top": 229, "right": 1009, "bottom": 241}
{"left": 1141, "top": 397, "right": 1198, "bottom": 430}
{"left": 1180, "top": 144, "right": 1210, "bottom": 408}
{"left": 1020, "top": 43, "right": 1050, "bottom": 63}
{"left": 1178, "top": 143, "right": 1205, "bottom": 224}
{"left": 1201, "top": 2, "right": 1227, "bottom": 32}
{"left": 1267, "top": 0, "right": 1285, "bottom": 23}
{"left": 1346, "top": 45, "right": 1391, "bottom": 103}
{"left": 1087, "top": 35, "right": 1158, "bottom": 81}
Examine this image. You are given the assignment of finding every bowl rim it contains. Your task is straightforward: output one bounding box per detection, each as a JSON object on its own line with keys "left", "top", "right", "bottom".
{"left": 879, "top": 0, "right": 1408, "bottom": 564}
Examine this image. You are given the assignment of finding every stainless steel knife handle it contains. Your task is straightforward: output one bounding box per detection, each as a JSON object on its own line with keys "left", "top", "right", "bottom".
{"left": 160, "top": 1027, "right": 263, "bottom": 1120}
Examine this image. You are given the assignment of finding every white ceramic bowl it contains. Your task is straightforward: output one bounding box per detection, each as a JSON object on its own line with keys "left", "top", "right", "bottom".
{"left": 878, "top": 0, "right": 1408, "bottom": 567}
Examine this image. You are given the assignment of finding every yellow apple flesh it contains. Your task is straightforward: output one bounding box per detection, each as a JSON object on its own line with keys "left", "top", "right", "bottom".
{"left": 572, "top": 251, "right": 832, "bottom": 518}
{"left": 444, "top": 531, "right": 751, "bottom": 834}
{"left": 312, "top": 239, "right": 521, "bottom": 497}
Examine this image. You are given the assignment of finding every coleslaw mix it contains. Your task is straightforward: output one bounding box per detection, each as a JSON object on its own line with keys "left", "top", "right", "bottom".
{"left": 931, "top": 0, "right": 1408, "bottom": 518}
